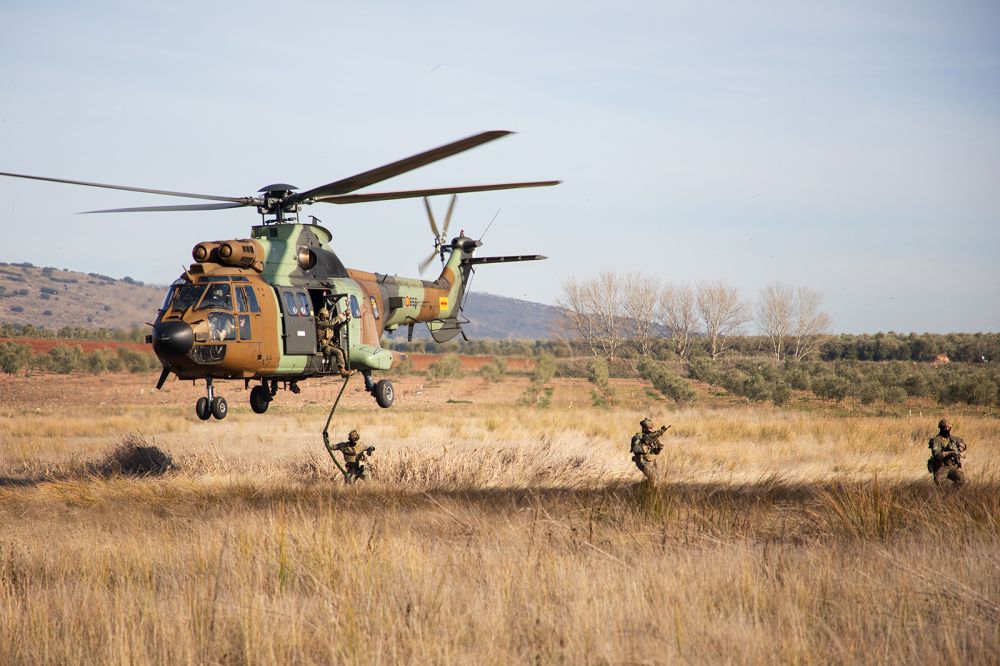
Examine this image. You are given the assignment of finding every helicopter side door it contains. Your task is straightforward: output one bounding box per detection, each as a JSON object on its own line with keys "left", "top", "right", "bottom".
{"left": 276, "top": 287, "right": 317, "bottom": 355}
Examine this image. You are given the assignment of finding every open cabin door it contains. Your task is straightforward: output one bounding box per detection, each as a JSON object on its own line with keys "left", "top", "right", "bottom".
{"left": 276, "top": 287, "right": 317, "bottom": 355}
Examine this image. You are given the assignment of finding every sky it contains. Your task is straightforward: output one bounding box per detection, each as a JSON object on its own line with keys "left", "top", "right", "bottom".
{"left": 0, "top": 0, "right": 997, "bottom": 333}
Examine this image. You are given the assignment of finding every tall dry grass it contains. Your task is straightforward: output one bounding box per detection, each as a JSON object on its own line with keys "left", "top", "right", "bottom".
{"left": 1, "top": 376, "right": 999, "bottom": 664}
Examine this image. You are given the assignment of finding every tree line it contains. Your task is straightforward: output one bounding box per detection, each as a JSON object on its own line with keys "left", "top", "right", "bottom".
{"left": 559, "top": 273, "right": 831, "bottom": 361}
{"left": 0, "top": 342, "right": 159, "bottom": 375}
{"left": 0, "top": 322, "right": 147, "bottom": 342}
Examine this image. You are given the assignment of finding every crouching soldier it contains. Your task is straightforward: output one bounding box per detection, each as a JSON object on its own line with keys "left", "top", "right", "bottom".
{"left": 631, "top": 417, "right": 669, "bottom": 483}
{"left": 928, "top": 418, "right": 966, "bottom": 487}
{"left": 332, "top": 429, "right": 375, "bottom": 484}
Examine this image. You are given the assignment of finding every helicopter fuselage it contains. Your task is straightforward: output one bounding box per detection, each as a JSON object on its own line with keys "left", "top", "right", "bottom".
{"left": 150, "top": 222, "right": 471, "bottom": 388}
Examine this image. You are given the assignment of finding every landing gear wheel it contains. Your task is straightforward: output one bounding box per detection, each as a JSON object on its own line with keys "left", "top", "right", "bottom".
{"left": 211, "top": 396, "right": 228, "bottom": 420}
{"left": 250, "top": 385, "right": 271, "bottom": 414}
{"left": 196, "top": 397, "right": 211, "bottom": 421}
{"left": 373, "top": 379, "right": 394, "bottom": 408}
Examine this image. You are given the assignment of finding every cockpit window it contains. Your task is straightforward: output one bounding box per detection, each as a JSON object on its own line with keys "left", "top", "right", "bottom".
{"left": 170, "top": 284, "right": 206, "bottom": 312}
{"left": 296, "top": 292, "right": 312, "bottom": 317}
{"left": 282, "top": 291, "right": 298, "bottom": 315}
{"left": 208, "top": 312, "right": 237, "bottom": 340}
{"left": 160, "top": 280, "right": 186, "bottom": 312}
{"left": 198, "top": 284, "right": 232, "bottom": 310}
{"left": 244, "top": 286, "right": 260, "bottom": 313}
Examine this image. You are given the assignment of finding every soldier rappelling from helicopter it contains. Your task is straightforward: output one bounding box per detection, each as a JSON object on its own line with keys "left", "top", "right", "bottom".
{"left": 317, "top": 295, "right": 352, "bottom": 377}
{"left": 331, "top": 429, "right": 375, "bottom": 484}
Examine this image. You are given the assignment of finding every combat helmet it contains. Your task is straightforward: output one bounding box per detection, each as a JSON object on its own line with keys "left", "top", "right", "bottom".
{"left": 938, "top": 418, "right": 951, "bottom": 431}
{"left": 640, "top": 418, "right": 653, "bottom": 431}
{"left": 348, "top": 429, "right": 360, "bottom": 442}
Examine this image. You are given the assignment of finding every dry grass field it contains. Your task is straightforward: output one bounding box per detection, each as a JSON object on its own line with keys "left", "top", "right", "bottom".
{"left": 1, "top": 371, "right": 999, "bottom": 664}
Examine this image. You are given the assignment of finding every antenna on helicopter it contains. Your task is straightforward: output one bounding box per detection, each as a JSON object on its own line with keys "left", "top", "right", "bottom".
{"left": 478, "top": 209, "right": 501, "bottom": 242}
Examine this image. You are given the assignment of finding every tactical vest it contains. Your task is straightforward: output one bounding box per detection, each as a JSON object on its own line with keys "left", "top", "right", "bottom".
{"left": 929, "top": 435, "right": 962, "bottom": 466}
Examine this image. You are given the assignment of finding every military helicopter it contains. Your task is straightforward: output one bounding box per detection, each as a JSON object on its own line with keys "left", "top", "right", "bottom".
{"left": 0, "top": 131, "right": 558, "bottom": 420}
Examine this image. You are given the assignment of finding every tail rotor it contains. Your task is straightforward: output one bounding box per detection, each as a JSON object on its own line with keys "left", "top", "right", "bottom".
{"left": 418, "top": 194, "right": 457, "bottom": 275}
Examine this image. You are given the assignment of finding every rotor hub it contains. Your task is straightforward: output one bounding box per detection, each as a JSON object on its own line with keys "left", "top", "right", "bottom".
{"left": 256, "top": 183, "right": 300, "bottom": 223}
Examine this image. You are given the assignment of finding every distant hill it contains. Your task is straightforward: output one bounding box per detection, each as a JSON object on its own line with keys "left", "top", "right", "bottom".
{"left": 0, "top": 262, "right": 562, "bottom": 339}
{"left": 452, "top": 291, "right": 563, "bottom": 340}
{"left": 0, "top": 263, "right": 164, "bottom": 331}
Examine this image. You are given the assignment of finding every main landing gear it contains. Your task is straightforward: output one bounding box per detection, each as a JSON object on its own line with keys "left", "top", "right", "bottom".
{"left": 361, "top": 369, "right": 394, "bottom": 408}
{"left": 247, "top": 379, "right": 299, "bottom": 414}
{"left": 195, "top": 378, "right": 228, "bottom": 420}
{"left": 194, "top": 373, "right": 393, "bottom": 420}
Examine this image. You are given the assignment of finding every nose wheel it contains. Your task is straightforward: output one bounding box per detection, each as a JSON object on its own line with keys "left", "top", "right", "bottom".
{"left": 195, "top": 378, "right": 228, "bottom": 420}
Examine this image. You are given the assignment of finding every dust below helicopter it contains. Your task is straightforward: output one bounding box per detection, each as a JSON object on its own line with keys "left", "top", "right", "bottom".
{"left": 0, "top": 131, "right": 559, "bottom": 422}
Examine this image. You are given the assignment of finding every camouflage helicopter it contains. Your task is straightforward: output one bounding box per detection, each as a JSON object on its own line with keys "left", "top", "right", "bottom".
{"left": 0, "top": 131, "right": 558, "bottom": 420}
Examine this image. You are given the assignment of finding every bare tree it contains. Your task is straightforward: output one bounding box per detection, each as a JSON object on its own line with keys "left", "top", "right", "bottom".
{"left": 791, "top": 286, "right": 832, "bottom": 360}
{"left": 658, "top": 282, "right": 699, "bottom": 358}
{"left": 557, "top": 273, "right": 626, "bottom": 359}
{"left": 621, "top": 273, "right": 661, "bottom": 356}
{"left": 756, "top": 282, "right": 795, "bottom": 361}
{"left": 696, "top": 280, "right": 749, "bottom": 359}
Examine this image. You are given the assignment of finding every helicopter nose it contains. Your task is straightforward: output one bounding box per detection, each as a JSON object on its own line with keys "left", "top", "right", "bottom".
{"left": 152, "top": 320, "right": 194, "bottom": 358}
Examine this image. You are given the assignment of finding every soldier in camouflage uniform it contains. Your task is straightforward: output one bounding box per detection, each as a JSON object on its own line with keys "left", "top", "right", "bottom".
{"left": 927, "top": 418, "right": 966, "bottom": 487}
{"left": 316, "top": 299, "right": 351, "bottom": 377}
{"left": 631, "top": 418, "right": 668, "bottom": 483}
{"left": 332, "top": 429, "right": 375, "bottom": 483}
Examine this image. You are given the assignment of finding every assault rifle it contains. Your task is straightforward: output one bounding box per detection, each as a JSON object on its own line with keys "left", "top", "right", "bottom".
{"left": 646, "top": 425, "right": 670, "bottom": 453}
{"left": 945, "top": 440, "right": 967, "bottom": 468}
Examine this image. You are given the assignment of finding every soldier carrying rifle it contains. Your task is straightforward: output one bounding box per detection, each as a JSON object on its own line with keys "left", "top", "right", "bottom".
{"left": 927, "top": 418, "right": 967, "bottom": 488}
{"left": 631, "top": 417, "right": 669, "bottom": 483}
{"left": 332, "top": 429, "right": 375, "bottom": 484}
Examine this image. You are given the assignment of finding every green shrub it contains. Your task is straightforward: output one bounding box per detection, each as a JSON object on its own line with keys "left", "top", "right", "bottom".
{"left": 520, "top": 353, "right": 556, "bottom": 407}
{"left": 531, "top": 353, "right": 556, "bottom": 386}
{"left": 884, "top": 386, "right": 907, "bottom": 404}
{"left": 638, "top": 359, "right": 695, "bottom": 405}
{"left": 427, "top": 353, "right": 463, "bottom": 381}
{"left": 117, "top": 347, "right": 158, "bottom": 373}
{"left": 771, "top": 383, "right": 792, "bottom": 406}
{"left": 814, "top": 376, "right": 850, "bottom": 402}
{"left": 0, "top": 342, "right": 32, "bottom": 375}
{"left": 857, "top": 381, "right": 885, "bottom": 405}
{"left": 586, "top": 356, "right": 610, "bottom": 386}
{"left": 84, "top": 348, "right": 124, "bottom": 373}
{"left": 45, "top": 344, "right": 85, "bottom": 374}
{"left": 479, "top": 357, "right": 507, "bottom": 383}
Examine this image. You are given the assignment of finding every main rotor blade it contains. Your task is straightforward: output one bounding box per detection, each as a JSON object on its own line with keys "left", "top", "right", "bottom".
{"left": 81, "top": 202, "right": 251, "bottom": 214}
{"left": 442, "top": 194, "right": 457, "bottom": 237}
{"left": 423, "top": 197, "right": 441, "bottom": 238}
{"left": 313, "top": 181, "right": 561, "bottom": 205}
{"left": 290, "top": 131, "right": 513, "bottom": 203}
{"left": 0, "top": 171, "right": 251, "bottom": 203}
